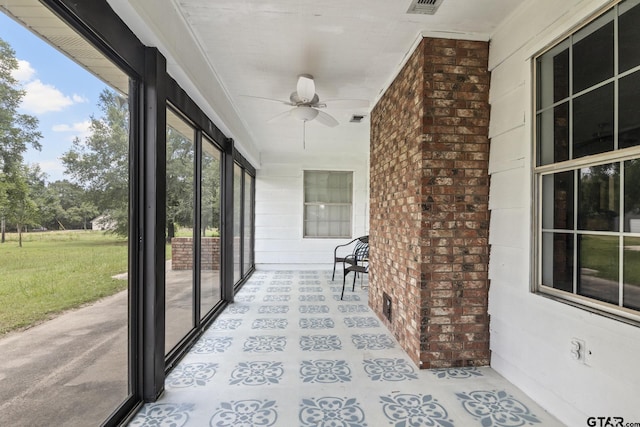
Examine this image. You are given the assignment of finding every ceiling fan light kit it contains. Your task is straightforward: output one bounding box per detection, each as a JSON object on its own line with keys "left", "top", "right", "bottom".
{"left": 291, "top": 105, "right": 319, "bottom": 121}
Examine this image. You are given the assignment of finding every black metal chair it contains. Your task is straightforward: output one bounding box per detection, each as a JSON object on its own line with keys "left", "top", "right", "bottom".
{"left": 341, "top": 242, "right": 369, "bottom": 300}
{"left": 332, "top": 235, "right": 368, "bottom": 281}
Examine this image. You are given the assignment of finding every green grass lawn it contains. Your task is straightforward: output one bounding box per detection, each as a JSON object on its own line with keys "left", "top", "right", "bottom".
{"left": 581, "top": 235, "right": 640, "bottom": 284}
{"left": 0, "top": 230, "right": 128, "bottom": 335}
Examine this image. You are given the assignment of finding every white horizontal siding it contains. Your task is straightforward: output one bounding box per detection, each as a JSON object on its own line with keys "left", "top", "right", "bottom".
{"left": 255, "top": 151, "right": 369, "bottom": 269}
{"left": 488, "top": 0, "right": 640, "bottom": 425}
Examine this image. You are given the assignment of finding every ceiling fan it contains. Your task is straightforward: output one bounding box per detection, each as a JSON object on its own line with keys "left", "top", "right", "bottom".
{"left": 244, "top": 74, "right": 369, "bottom": 127}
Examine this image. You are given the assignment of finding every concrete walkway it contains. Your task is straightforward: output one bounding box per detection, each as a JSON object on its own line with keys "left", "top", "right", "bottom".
{"left": 0, "top": 289, "right": 128, "bottom": 426}
{"left": 0, "top": 262, "right": 216, "bottom": 426}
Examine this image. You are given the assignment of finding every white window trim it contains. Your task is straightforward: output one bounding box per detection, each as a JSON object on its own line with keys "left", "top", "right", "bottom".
{"left": 302, "top": 169, "right": 354, "bottom": 239}
{"left": 532, "top": 0, "right": 640, "bottom": 325}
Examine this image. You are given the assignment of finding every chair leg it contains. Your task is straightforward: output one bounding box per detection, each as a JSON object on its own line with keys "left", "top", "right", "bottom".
{"left": 352, "top": 270, "right": 357, "bottom": 292}
{"left": 341, "top": 270, "right": 349, "bottom": 300}
{"left": 332, "top": 261, "right": 336, "bottom": 281}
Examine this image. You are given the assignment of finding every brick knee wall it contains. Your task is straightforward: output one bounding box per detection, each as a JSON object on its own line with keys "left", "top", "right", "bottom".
{"left": 370, "top": 37, "right": 491, "bottom": 368}
{"left": 171, "top": 237, "right": 220, "bottom": 270}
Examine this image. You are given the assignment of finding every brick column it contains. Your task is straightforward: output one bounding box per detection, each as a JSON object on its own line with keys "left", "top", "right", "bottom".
{"left": 370, "top": 37, "right": 491, "bottom": 368}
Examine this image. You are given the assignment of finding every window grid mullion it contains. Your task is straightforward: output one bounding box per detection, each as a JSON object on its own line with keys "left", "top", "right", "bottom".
{"left": 619, "top": 161, "right": 625, "bottom": 306}
{"left": 573, "top": 169, "right": 578, "bottom": 295}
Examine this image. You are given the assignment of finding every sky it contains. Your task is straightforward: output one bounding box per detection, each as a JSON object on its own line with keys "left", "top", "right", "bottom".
{"left": 0, "top": 11, "right": 110, "bottom": 183}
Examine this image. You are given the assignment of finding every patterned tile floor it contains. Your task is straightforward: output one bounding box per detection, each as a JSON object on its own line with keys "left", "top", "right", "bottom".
{"left": 128, "top": 270, "right": 564, "bottom": 427}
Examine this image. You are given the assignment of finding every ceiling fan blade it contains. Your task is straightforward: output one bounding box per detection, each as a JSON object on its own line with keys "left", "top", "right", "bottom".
{"left": 240, "top": 95, "right": 294, "bottom": 106}
{"left": 315, "top": 110, "right": 339, "bottom": 127}
{"left": 267, "top": 109, "right": 293, "bottom": 123}
{"left": 323, "top": 99, "right": 370, "bottom": 109}
{"left": 297, "top": 74, "right": 316, "bottom": 103}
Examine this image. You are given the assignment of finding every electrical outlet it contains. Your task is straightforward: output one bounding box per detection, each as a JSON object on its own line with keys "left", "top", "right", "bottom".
{"left": 570, "top": 338, "right": 586, "bottom": 362}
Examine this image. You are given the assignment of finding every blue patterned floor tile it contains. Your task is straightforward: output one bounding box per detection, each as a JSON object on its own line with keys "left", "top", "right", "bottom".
{"left": 431, "top": 366, "right": 484, "bottom": 379}
{"left": 166, "top": 362, "right": 218, "bottom": 388}
{"left": 380, "top": 393, "right": 454, "bottom": 427}
{"left": 225, "top": 305, "right": 250, "bottom": 315}
{"left": 257, "top": 305, "right": 289, "bottom": 314}
{"left": 266, "top": 286, "right": 291, "bottom": 292}
{"left": 338, "top": 304, "right": 370, "bottom": 313}
{"left": 456, "top": 390, "right": 542, "bottom": 427}
{"left": 300, "top": 335, "right": 342, "bottom": 351}
{"left": 212, "top": 319, "right": 242, "bottom": 330}
{"left": 299, "top": 318, "right": 335, "bottom": 329}
{"left": 252, "top": 318, "right": 288, "bottom": 329}
{"left": 351, "top": 334, "right": 396, "bottom": 350}
{"left": 192, "top": 336, "right": 233, "bottom": 354}
{"left": 243, "top": 335, "right": 287, "bottom": 353}
{"left": 363, "top": 358, "right": 419, "bottom": 381}
{"left": 344, "top": 317, "right": 380, "bottom": 328}
{"left": 299, "top": 286, "right": 323, "bottom": 292}
{"left": 299, "top": 305, "right": 330, "bottom": 314}
{"left": 299, "top": 295, "right": 326, "bottom": 302}
{"left": 300, "top": 359, "right": 351, "bottom": 383}
{"left": 128, "top": 403, "right": 193, "bottom": 427}
{"left": 229, "top": 361, "right": 284, "bottom": 386}
{"left": 210, "top": 399, "right": 278, "bottom": 426}
{"left": 263, "top": 294, "right": 290, "bottom": 302}
{"left": 299, "top": 397, "right": 366, "bottom": 427}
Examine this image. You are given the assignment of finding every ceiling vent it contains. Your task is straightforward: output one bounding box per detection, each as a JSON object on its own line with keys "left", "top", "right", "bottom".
{"left": 406, "top": 0, "right": 444, "bottom": 15}
{"left": 350, "top": 114, "right": 366, "bottom": 123}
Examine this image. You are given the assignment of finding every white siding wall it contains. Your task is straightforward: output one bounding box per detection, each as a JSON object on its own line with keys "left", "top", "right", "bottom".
{"left": 488, "top": 0, "right": 640, "bottom": 424}
{"left": 255, "top": 151, "right": 369, "bottom": 269}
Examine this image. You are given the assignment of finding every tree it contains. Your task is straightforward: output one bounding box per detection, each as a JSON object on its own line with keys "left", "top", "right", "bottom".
{"left": 166, "top": 126, "right": 194, "bottom": 242}
{"left": 0, "top": 37, "right": 42, "bottom": 243}
{"left": 6, "top": 165, "right": 40, "bottom": 246}
{"left": 61, "top": 89, "right": 129, "bottom": 235}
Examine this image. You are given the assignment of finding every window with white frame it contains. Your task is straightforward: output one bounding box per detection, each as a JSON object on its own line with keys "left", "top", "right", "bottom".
{"left": 535, "top": 0, "right": 640, "bottom": 321}
{"left": 303, "top": 170, "right": 353, "bottom": 238}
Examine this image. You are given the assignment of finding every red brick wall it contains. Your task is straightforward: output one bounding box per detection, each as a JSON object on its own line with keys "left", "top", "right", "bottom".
{"left": 370, "top": 37, "right": 491, "bottom": 368}
{"left": 370, "top": 43, "right": 425, "bottom": 364}
{"left": 171, "top": 237, "right": 220, "bottom": 270}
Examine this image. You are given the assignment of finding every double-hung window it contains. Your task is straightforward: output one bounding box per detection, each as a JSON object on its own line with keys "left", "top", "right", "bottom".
{"left": 303, "top": 170, "right": 353, "bottom": 238}
{"left": 534, "top": 0, "right": 640, "bottom": 322}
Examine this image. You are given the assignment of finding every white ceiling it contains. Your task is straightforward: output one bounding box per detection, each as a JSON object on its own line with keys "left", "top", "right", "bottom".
{"left": 111, "top": 0, "right": 529, "bottom": 165}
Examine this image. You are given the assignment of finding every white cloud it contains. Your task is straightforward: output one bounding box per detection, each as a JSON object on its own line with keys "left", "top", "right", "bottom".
{"left": 52, "top": 121, "right": 91, "bottom": 133}
{"left": 52, "top": 120, "right": 92, "bottom": 141}
{"left": 12, "top": 60, "right": 36, "bottom": 82}
{"left": 72, "top": 94, "right": 88, "bottom": 103}
{"left": 36, "top": 160, "right": 66, "bottom": 182}
{"left": 21, "top": 79, "right": 74, "bottom": 114}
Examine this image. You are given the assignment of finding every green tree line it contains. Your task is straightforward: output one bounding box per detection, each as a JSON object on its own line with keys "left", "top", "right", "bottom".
{"left": 1, "top": 35, "right": 220, "bottom": 246}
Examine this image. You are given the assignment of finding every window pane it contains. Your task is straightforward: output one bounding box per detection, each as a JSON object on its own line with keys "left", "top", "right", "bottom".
{"left": 619, "top": 0, "right": 640, "bottom": 73}
{"left": 303, "top": 171, "right": 352, "bottom": 238}
{"left": 624, "top": 159, "right": 640, "bottom": 232}
{"left": 578, "top": 235, "right": 619, "bottom": 304}
{"left": 537, "top": 102, "right": 569, "bottom": 165}
{"left": 618, "top": 71, "right": 640, "bottom": 150}
{"left": 200, "top": 139, "right": 221, "bottom": 319}
{"left": 623, "top": 236, "right": 640, "bottom": 310}
{"left": 0, "top": 7, "right": 131, "bottom": 425}
{"left": 573, "top": 83, "right": 614, "bottom": 159}
{"left": 542, "top": 171, "right": 574, "bottom": 230}
{"left": 166, "top": 108, "right": 195, "bottom": 354}
{"left": 578, "top": 163, "right": 620, "bottom": 231}
{"left": 541, "top": 232, "right": 574, "bottom": 292}
{"left": 233, "top": 164, "right": 242, "bottom": 283}
{"left": 573, "top": 16, "right": 614, "bottom": 93}
{"left": 536, "top": 42, "right": 569, "bottom": 109}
